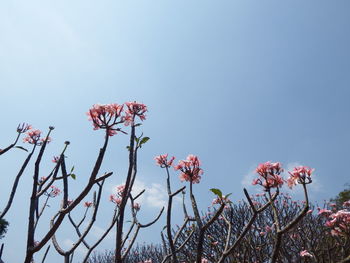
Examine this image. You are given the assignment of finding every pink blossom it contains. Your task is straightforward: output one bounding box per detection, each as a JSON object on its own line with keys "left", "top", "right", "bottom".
{"left": 287, "top": 166, "right": 314, "bottom": 188}
{"left": 87, "top": 103, "right": 125, "bottom": 136}
{"left": 318, "top": 209, "right": 332, "bottom": 216}
{"left": 125, "top": 101, "right": 147, "bottom": 124}
{"left": 84, "top": 201, "right": 93, "bottom": 208}
{"left": 300, "top": 250, "right": 313, "bottom": 258}
{"left": 212, "top": 195, "right": 230, "bottom": 205}
{"left": 154, "top": 154, "right": 175, "bottom": 168}
{"left": 343, "top": 200, "right": 350, "bottom": 207}
{"left": 110, "top": 195, "right": 122, "bottom": 205}
{"left": 325, "top": 209, "right": 350, "bottom": 236}
{"left": 47, "top": 185, "right": 61, "bottom": 197}
{"left": 23, "top": 129, "right": 41, "bottom": 144}
{"left": 116, "top": 184, "right": 126, "bottom": 197}
{"left": 252, "top": 161, "right": 284, "bottom": 190}
{"left": 175, "top": 154, "right": 203, "bottom": 184}
{"left": 133, "top": 203, "right": 141, "bottom": 211}
{"left": 201, "top": 258, "right": 209, "bottom": 263}
{"left": 40, "top": 136, "right": 52, "bottom": 144}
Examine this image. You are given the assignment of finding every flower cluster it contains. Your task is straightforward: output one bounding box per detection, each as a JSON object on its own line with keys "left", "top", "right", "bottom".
{"left": 174, "top": 154, "right": 203, "bottom": 184}
{"left": 154, "top": 154, "right": 175, "bottom": 168}
{"left": 325, "top": 209, "right": 350, "bottom": 236}
{"left": 287, "top": 166, "right": 314, "bottom": 189}
{"left": 252, "top": 162, "right": 284, "bottom": 190}
{"left": 47, "top": 185, "right": 61, "bottom": 198}
{"left": 23, "top": 129, "right": 42, "bottom": 144}
{"left": 87, "top": 101, "right": 147, "bottom": 136}
{"left": 212, "top": 195, "right": 231, "bottom": 206}
{"left": 109, "top": 184, "right": 126, "bottom": 206}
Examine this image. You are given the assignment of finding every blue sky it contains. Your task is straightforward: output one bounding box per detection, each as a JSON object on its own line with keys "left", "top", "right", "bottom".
{"left": 1, "top": 0, "right": 350, "bottom": 262}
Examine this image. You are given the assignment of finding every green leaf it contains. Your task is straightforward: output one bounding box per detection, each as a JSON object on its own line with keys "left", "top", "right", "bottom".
{"left": 210, "top": 188, "right": 222, "bottom": 198}
{"left": 14, "top": 146, "right": 28, "bottom": 152}
{"left": 126, "top": 146, "right": 131, "bottom": 151}
{"left": 70, "top": 166, "right": 75, "bottom": 173}
{"left": 225, "top": 193, "right": 232, "bottom": 198}
{"left": 140, "top": 136, "right": 150, "bottom": 145}
{"left": 70, "top": 173, "right": 76, "bottom": 180}
{"left": 134, "top": 137, "right": 140, "bottom": 143}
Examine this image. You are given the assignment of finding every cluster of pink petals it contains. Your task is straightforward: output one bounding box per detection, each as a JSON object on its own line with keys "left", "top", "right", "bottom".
{"left": 343, "top": 200, "right": 350, "bottom": 207}
{"left": 23, "top": 129, "right": 42, "bottom": 144}
{"left": 84, "top": 201, "right": 93, "bottom": 208}
{"left": 300, "top": 250, "right": 313, "bottom": 258}
{"left": 132, "top": 203, "right": 141, "bottom": 211}
{"left": 48, "top": 185, "right": 61, "bottom": 197}
{"left": 325, "top": 209, "right": 350, "bottom": 236}
{"left": 317, "top": 208, "right": 332, "bottom": 216}
{"left": 116, "top": 184, "right": 126, "bottom": 196}
{"left": 212, "top": 195, "right": 230, "bottom": 205}
{"left": 125, "top": 101, "right": 147, "bottom": 122}
{"left": 174, "top": 154, "right": 203, "bottom": 184}
{"left": 109, "top": 195, "right": 122, "bottom": 205}
{"left": 252, "top": 162, "right": 284, "bottom": 190}
{"left": 87, "top": 101, "right": 147, "bottom": 136}
{"left": 287, "top": 166, "right": 314, "bottom": 188}
{"left": 154, "top": 154, "right": 175, "bottom": 168}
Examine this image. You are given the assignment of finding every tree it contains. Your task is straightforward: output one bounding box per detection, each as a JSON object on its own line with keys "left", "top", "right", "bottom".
{"left": 331, "top": 183, "right": 350, "bottom": 208}
{"left": 0, "top": 218, "right": 8, "bottom": 239}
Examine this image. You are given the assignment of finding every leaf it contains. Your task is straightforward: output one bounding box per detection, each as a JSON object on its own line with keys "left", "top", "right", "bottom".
{"left": 225, "top": 193, "right": 232, "bottom": 198}
{"left": 70, "top": 173, "right": 76, "bottom": 180}
{"left": 210, "top": 188, "right": 222, "bottom": 198}
{"left": 70, "top": 166, "right": 75, "bottom": 173}
{"left": 14, "top": 146, "right": 28, "bottom": 152}
{"left": 126, "top": 146, "right": 131, "bottom": 151}
{"left": 140, "top": 136, "right": 150, "bottom": 145}
{"left": 134, "top": 137, "right": 140, "bottom": 143}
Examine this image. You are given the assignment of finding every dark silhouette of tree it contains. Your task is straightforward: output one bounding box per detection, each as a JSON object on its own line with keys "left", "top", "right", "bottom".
{"left": 0, "top": 218, "right": 8, "bottom": 239}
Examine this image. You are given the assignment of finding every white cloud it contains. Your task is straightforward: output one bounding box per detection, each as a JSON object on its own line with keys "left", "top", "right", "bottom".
{"left": 111, "top": 179, "right": 169, "bottom": 209}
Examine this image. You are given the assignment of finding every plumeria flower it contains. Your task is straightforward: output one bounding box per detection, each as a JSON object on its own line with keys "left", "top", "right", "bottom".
{"left": 252, "top": 161, "right": 284, "bottom": 190}
{"left": 174, "top": 154, "right": 203, "bottom": 184}
{"left": 46, "top": 185, "right": 61, "bottom": 198}
{"left": 110, "top": 195, "right": 122, "bottom": 206}
{"left": 84, "top": 201, "right": 93, "bottom": 208}
{"left": 23, "top": 129, "right": 42, "bottom": 145}
{"left": 124, "top": 101, "right": 147, "bottom": 125}
{"left": 300, "top": 250, "right": 313, "bottom": 258}
{"left": 154, "top": 154, "right": 175, "bottom": 168}
{"left": 287, "top": 166, "right": 314, "bottom": 188}
{"left": 87, "top": 103, "right": 125, "bottom": 136}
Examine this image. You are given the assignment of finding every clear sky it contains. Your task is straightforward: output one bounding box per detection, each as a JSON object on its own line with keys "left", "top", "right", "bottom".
{"left": 1, "top": 0, "right": 350, "bottom": 262}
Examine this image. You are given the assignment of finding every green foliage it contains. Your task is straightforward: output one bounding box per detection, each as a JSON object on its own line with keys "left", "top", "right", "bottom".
{"left": 0, "top": 218, "right": 9, "bottom": 239}
{"left": 331, "top": 183, "right": 350, "bottom": 208}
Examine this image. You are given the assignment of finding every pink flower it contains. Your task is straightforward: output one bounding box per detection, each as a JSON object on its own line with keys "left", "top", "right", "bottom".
{"left": 116, "top": 184, "right": 126, "bottom": 197}
{"left": 133, "top": 203, "right": 141, "bottom": 211}
{"left": 201, "top": 258, "right": 209, "bottom": 263}
{"left": 318, "top": 209, "right": 332, "bottom": 216}
{"left": 325, "top": 209, "right": 350, "bottom": 236}
{"left": 87, "top": 103, "right": 125, "bottom": 136}
{"left": 84, "top": 201, "right": 93, "bottom": 208}
{"left": 23, "top": 129, "right": 41, "bottom": 144}
{"left": 109, "top": 195, "right": 122, "bottom": 205}
{"left": 252, "top": 161, "right": 284, "bottom": 190}
{"left": 154, "top": 154, "right": 175, "bottom": 168}
{"left": 40, "top": 136, "right": 52, "bottom": 144}
{"left": 300, "top": 250, "right": 313, "bottom": 258}
{"left": 287, "top": 166, "right": 314, "bottom": 188}
{"left": 212, "top": 195, "right": 231, "bottom": 205}
{"left": 47, "top": 185, "right": 61, "bottom": 197}
{"left": 125, "top": 101, "right": 147, "bottom": 124}
{"left": 174, "top": 154, "right": 203, "bottom": 184}
{"left": 343, "top": 200, "right": 350, "bottom": 207}
{"left": 52, "top": 156, "right": 60, "bottom": 163}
